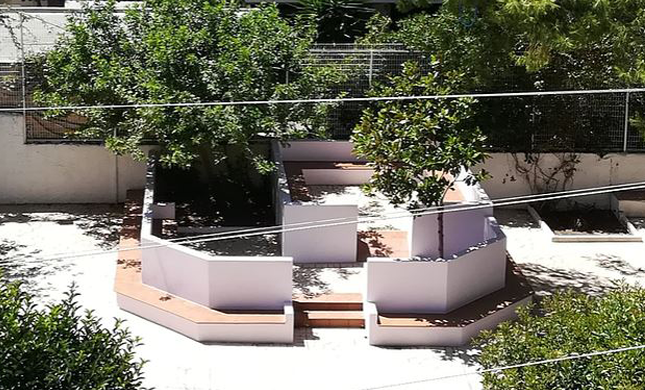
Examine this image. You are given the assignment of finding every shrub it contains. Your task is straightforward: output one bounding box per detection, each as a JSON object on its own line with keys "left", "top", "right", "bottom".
{"left": 476, "top": 288, "right": 645, "bottom": 390}
{"left": 0, "top": 278, "right": 147, "bottom": 390}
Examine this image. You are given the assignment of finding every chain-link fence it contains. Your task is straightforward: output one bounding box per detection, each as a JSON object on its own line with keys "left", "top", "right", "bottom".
{"left": 307, "top": 43, "right": 433, "bottom": 139}
{"left": 1, "top": 11, "right": 644, "bottom": 151}
{"left": 0, "top": 9, "right": 91, "bottom": 141}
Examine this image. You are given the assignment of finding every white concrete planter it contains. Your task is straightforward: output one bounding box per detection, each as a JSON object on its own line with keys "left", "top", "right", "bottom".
{"left": 528, "top": 204, "right": 642, "bottom": 243}
{"left": 366, "top": 217, "right": 507, "bottom": 314}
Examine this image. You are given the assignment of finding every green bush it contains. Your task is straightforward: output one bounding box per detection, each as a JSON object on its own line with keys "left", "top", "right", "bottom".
{"left": 0, "top": 279, "right": 147, "bottom": 390}
{"left": 476, "top": 288, "right": 645, "bottom": 390}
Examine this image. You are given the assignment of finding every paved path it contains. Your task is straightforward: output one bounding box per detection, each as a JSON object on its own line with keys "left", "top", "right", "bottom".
{"left": 0, "top": 205, "right": 480, "bottom": 390}
{"left": 496, "top": 209, "right": 645, "bottom": 296}
{"left": 6, "top": 206, "right": 642, "bottom": 389}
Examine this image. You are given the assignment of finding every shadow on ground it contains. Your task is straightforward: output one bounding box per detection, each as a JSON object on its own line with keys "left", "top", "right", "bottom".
{"left": 586, "top": 254, "right": 645, "bottom": 277}
{"left": 518, "top": 262, "right": 617, "bottom": 296}
{"left": 293, "top": 267, "right": 331, "bottom": 297}
{"left": 0, "top": 204, "right": 123, "bottom": 250}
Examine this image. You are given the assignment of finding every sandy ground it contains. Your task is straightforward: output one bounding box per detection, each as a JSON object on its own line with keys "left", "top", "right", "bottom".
{"left": 0, "top": 205, "right": 480, "bottom": 390}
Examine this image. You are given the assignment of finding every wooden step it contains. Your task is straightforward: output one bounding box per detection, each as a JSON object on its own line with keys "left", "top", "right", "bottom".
{"left": 296, "top": 310, "right": 364, "bottom": 328}
{"left": 293, "top": 293, "right": 363, "bottom": 311}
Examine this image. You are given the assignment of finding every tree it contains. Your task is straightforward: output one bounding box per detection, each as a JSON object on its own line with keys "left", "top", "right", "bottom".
{"left": 476, "top": 288, "right": 645, "bottom": 390}
{"left": 288, "top": 0, "right": 375, "bottom": 43}
{"left": 351, "top": 61, "right": 488, "bottom": 258}
{"left": 360, "top": 0, "right": 645, "bottom": 152}
{"left": 34, "top": 0, "right": 345, "bottom": 173}
{"left": 0, "top": 278, "right": 147, "bottom": 389}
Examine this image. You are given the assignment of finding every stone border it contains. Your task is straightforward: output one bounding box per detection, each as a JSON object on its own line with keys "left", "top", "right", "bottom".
{"left": 527, "top": 204, "right": 643, "bottom": 243}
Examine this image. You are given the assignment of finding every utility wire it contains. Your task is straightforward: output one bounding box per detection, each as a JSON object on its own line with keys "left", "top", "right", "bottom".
{"left": 0, "top": 87, "right": 643, "bottom": 113}
{"left": 358, "top": 344, "right": 645, "bottom": 390}
{"left": 5, "top": 180, "right": 645, "bottom": 265}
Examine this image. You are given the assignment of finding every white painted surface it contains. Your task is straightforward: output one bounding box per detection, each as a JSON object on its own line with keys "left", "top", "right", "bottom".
{"left": 479, "top": 153, "right": 645, "bottom": 200}
{"left": 410, "top": 207, "right": 493, "bottom": 259}
{"left": 366, "top": 258, "right": 449, "bottom": 313}
{"left": 122, "top": 159, "right": 296, "bottom": 343}
{"left": 279, "top": 140, "right": 365, "bottom": 162}
{"left": 140, "top": 166, "right": 293, "bottom": 310}
{"left": 208, "top": 257, "right": 293, "bottom": 310}
{"left": 446, "top": 238, "right": 507, "bottom": 309}
{"left": 618, "top": 199, "right": 645, "bottom": 217}
{"left": 365, "top": 297, "right": 531, "bottom": 347}
{"left": 443, "top": 208, "right": 494, "bottom": 256}
{"left": 282, "top": 204, "right": 358, "bottom": 263}
{"left": 409, "top": 214, "right": 440, "bottom": 259}
{"left": 0, "top": 114, "right": 148, "bottom": 203}
{"left": 141, "top": 235, "right": 212, "bottom": 307}
{"left": 302, "top": 168, "right": 373, "bottom": 185}
{"left": 368, "top": 217, "right": 507, "bottom": 313}
{"left": 118, "top": 294, "right": 294, "bottom": 343}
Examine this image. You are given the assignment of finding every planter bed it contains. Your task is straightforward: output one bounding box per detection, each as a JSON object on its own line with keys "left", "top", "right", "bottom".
{"left": 528, "top": 205, "right": 642, "bottom": 243}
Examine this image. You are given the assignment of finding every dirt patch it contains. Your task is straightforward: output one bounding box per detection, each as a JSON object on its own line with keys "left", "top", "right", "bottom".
{"left": 540, "top": 209, "right": 629, "bottom": 235}
{"left": 155, "top": 167, "right": 274, "bottom": 228}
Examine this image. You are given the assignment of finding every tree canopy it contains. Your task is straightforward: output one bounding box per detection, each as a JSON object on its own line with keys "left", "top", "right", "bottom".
{"left": 35, "top": 0, "right": 345, "bottom": 171}
{"left": 352, "top": 61, "right": 488, "bottom": 208}
{"left": 369, "top": 0, "right": 645, "bottom": 87}
{"left": 476, "top": 288, "right": 645, "bottom": 390}
{"left": 360, "top": 0, "right": 645, "bottom": 152}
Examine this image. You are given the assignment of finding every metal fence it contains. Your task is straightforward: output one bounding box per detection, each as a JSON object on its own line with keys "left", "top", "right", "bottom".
{"left": 306, "top": 44, "right": 645, "bottom": 152}
{"left": 1, "top": 13, "right": 644, "bottom": 152}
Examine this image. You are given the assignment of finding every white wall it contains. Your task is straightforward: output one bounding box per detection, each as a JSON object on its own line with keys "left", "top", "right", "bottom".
{"left": 141, "top": 235, "right": 211, "bottom": 307}
{"left": 208, "top": 257, "right": 293, "bottom": 310}
{"left": 0, "top": 114, "right": 148, "bottom": 203}
{"left": 141, "top": 235, "right": 293, "bottom": 310}
{"left": 282, "top": 204, "right": 358, "bottom": 263}
{"left": 410, "top": 207, "right": 492, "bottom": 258}
{"left": 367, "top": 217, "right": 507, "bottom": 314}
{"left": 140, "top": 162, "right": 293, "bottom": 311}
{"left": 279, "top": 140, "right": 365, "bottom": 162}
{"left": 302, "top": 168, "right": 373, "bottom": 185}
{"left": 117, "top": 294, "right": 295, "bottom": 344}
{"left": 479, "top": 152, "right": 645, "bottom": 201}
{"left": 364, "top": 296, "right": 531, "bottom": 347}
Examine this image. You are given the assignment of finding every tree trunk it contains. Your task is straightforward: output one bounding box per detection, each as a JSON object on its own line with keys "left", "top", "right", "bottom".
{"left": 438, "top": 204, "right": 444, "bottom": 259}
{"left": 197, "top": 143, "right": 217, "bottom": 185}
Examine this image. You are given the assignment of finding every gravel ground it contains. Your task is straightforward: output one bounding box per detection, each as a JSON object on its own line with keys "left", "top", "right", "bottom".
{"left": 0, "top": 205, "right": 480, "bottom": 390}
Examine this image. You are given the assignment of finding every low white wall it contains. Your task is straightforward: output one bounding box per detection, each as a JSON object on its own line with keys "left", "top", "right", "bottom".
{"left": 479, "top": 152, "right": 645, "bottom": 201}
{"left": 117, "top": 294, "right": 294, "bottom": 344}
{"left": 271, "top": 140, "right": 290, "bottom": 224}
{"left": 141, "top": 157, "right": 293, "bottom": 310}
{"left": 410, "top": 207, "right": 493, "bottom": 258}
{"left": 141, "top": 235, "right": 211, "bottom": 307}
{"left": 446, "top": 237, "right": 506, "bottom": 309}
{"left": 364, "top": 296, "right": 531, "bottom": 347}
{"left": 279, "top": 140, "right": 365, "bottom": 162}
{"left": 302, "top": 168, "right": 373, "bottom": 185}
{"left": 367, "top": 217, "right": 507, "bottom": 313}
{"left": 282, "top": 204, "right": 358, "bottom": 263}
{"left": 141, "top": 234, "right": 293, "bottom": 310}
{"left": 0, "top": 114, "right": 148, "bottom": 203}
